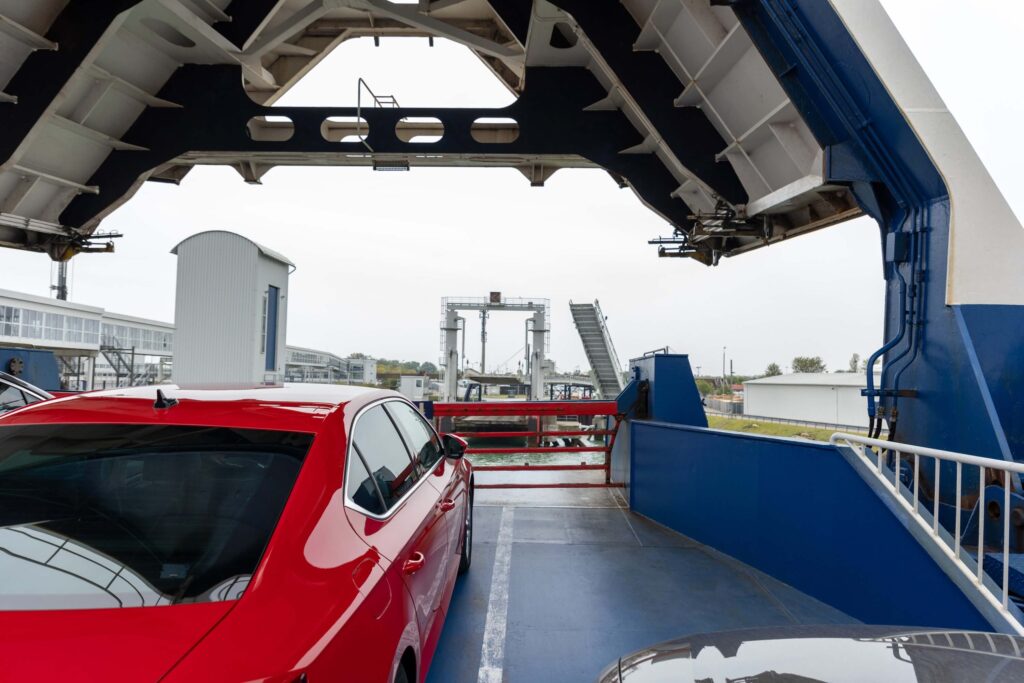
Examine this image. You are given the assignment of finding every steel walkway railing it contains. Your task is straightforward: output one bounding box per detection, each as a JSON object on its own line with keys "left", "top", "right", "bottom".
{"left": 831, "top": 432, "right": 1024, "bottom": 634}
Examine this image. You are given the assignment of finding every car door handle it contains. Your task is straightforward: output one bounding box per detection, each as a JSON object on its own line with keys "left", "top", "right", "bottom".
{"left": 403, "top": 552, "right": 426, "bottom": 575}
{"left": 438, "top": 499, "right": 456, "bottom": 512}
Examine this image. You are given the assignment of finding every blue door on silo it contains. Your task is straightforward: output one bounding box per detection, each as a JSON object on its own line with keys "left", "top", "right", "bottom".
{"left": 266, "top": 285, "right": 279, "bottom": 371}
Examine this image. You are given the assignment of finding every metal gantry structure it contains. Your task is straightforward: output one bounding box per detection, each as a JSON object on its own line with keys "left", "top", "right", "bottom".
{"left": 440, "top": 294, "right": 548, "bottom": 401}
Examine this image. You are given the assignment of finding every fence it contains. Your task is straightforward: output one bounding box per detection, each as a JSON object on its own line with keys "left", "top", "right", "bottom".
{"left": 707, "top": 410, "right": 867, "bottom": 433}
{"left": 432, "top": 400, "right": 622, "bottom": 489}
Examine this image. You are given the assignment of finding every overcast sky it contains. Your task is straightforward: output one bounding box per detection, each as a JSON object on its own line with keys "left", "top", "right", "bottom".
{"left": 1, "top": 1, "right": 1021, "bottom": 377}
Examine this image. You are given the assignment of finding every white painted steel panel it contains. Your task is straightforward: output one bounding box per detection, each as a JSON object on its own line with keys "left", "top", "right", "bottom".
{"left": 830, "top": 0, "right": 1024, "bottom": 305}
{"left": 172, "top": 230, "right": 289, "bottom": 386}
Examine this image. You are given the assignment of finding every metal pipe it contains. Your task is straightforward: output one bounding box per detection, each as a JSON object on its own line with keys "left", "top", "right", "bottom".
{"left": 878, "top": 207, "right": 920, "bottom": 399}
{"left": 1005, "top": 476, "right": 1012, "bottom": 607}
{"left": 479, "top": 310, "right": 488, "bottom": 373}
{"left": 891, "top": 202, "right": 931, "bottom": 408}
{"left": 979, "top": 468, "right": 986, "bottom": 581}
{"left": 955, "top": 462, "right": 963, "bottom": 556}
{"left": 865, "top": 207, "right": 914, "bottom": 418}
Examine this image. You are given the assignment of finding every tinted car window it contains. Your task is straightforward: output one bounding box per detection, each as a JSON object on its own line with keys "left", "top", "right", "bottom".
{"left": 0, "top": 384, "right": 27, "bottom": 413}
{"left": 0, "top": 424, "right": 312, "bottom": 610}
{"left": 386, "top": 402, "right": 443, "bottom": 471}
{"left": 351, "top": 405, "right": 419, "bottom": 511}
{"left": 346, "top": 448, "right": 385, "bottom": 515}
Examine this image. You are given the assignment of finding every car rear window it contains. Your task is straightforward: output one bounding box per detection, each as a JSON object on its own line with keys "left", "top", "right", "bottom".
{"left": 0, "top": 424, "right": 313, "bottom": 611}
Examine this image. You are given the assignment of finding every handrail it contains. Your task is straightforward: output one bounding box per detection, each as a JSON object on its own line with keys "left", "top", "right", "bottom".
{"left": 832, "top": 433, "right": 1024, "bottom": 475}
{"left": 592, "top": 299, "right": 624, "bottom": 392}
{"left": 831, "top": 432, "right": 1024, "bottom": 634}
{"left": 355, "top": 77, "right": 400, "bottom": 152}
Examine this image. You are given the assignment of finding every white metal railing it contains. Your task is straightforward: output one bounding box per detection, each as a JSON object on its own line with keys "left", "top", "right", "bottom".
{"left": 831, "top": 432, "right": 1024, "bottom": 634}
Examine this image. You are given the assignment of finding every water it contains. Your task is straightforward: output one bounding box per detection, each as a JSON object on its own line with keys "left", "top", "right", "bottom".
{"left": 465, "top": 435, "right": 606, "bottom": 467}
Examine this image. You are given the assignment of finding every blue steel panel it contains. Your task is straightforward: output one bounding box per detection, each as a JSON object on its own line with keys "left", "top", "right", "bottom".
{"left": 0, "top": 348, "right": 60, "bottom": 391}
{"left": 629, "top": 354, "right": 706, "bottom": 427}
{"left": 956, "top": 305, "right": 1024, "bottom": 459}
{"left": 630, "top": 422, "right": 994, "bottom": 631}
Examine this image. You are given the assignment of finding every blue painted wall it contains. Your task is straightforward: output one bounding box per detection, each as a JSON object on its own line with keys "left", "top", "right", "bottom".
{"left": 629, "top": 354, "right": 706, "bottom": 427}
{"left": 630, "top": 422, "right": 994, "bottom": 631}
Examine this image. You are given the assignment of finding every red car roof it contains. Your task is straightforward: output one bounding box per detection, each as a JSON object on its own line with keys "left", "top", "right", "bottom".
{"left": 0, "top": 383, "right": 401, "bottom": 432}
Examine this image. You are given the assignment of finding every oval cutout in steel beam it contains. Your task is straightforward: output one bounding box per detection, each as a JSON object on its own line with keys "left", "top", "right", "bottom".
{"left": 396, "top": 117, "right": 444, "bottom": 143}
{"left": 246, "top": 116, "right": 294, "bottom": 142}
{"left": 470, "top": 117, "right": 520, "bottom": 144}
{"left": 321, "top": 116, "right": 370, "bottom": 143}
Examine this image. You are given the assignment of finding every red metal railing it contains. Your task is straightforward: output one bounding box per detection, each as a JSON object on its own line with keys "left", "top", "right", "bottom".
{"left": 432, "top": 400, "right": 622, "bottom": 489}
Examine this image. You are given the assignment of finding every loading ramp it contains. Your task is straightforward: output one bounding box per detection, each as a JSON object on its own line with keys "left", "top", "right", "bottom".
{"left": 570, "top": 301, "right": 625, "bottom": 400}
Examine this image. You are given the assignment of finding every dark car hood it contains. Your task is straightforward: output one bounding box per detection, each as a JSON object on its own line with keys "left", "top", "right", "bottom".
{"left": 603, "top": 625, "right": 1024, "bottom": 682}
{"left": 0, "top": 602, "right": 234, "bottom": 682}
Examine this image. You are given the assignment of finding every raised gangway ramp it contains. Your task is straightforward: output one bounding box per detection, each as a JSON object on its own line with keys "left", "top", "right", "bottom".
{"left": 570, "top": 301, "right": 624, "bottom": 400}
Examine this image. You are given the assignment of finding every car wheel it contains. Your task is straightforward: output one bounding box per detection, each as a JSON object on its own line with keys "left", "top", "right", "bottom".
{"left": 458, "top": 491, "right": 473, "bottom": 575}
{"left": 394, "top": 665, "right": 410, "bottom": 683}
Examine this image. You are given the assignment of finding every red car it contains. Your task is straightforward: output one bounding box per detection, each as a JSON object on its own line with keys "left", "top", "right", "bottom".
{"left": 0, "top": 385, "right": 473, "bottom": 682}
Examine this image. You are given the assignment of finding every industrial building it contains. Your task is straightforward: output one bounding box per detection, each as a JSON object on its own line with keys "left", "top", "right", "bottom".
{"left": 743, "top": 373, "right": 880, "bottom": 428}
{"left": 0, "top": 288, "right": 174, "bottom": 389}
{"left": 0, "top": 288, "right": 372, "bottom": 390}
{"left": 284, "top": 346, "right": 376, "bottom": 385}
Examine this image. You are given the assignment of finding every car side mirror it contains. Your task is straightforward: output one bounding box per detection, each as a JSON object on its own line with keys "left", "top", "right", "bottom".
{"left": 442, "top": 433, "right": 468, "bottom": 459}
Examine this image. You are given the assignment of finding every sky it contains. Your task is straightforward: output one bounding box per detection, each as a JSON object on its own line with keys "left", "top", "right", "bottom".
{"left": 1, "top": 1, "right": 1022, "bottom": 377}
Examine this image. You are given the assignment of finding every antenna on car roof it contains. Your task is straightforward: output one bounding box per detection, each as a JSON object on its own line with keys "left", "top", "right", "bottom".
{"left": 154, "top": 388, "right": 178, "bottom": 410}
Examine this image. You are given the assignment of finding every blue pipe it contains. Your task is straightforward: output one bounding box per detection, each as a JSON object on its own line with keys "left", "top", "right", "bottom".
{"left": 865, "top": 207, "right": 913, "bottom": 418}
{"left": 879, "top": 207, "right": 921, "bottom": 393}
{"left": 891, "top": 203, "right": 930, "bottom": 406}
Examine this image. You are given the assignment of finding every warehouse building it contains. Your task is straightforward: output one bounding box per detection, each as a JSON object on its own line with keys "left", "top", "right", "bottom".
{"left": 743, "top": 373, "right": 879, "bottom": 429}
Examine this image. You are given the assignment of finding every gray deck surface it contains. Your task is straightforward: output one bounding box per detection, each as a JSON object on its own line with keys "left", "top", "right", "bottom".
{"left": 427, "top": 486, "right": 855, "bottom": 683}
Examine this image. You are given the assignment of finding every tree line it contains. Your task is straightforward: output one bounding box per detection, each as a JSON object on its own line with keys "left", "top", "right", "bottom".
{"left": 699, "top": 353, "right": 867, "bottom": 396}
{"left": 349, "top": 353, "right": 438, "bottom": 377}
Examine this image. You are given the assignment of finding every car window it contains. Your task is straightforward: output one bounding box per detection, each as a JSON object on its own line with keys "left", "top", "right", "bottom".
{"left": 346, "top": 448, "right": 385, "bottom": 515}
{"left": 351, "top": 405, "right": 420, "bottom": 511}
{"left": 386, "top": 401, "right": 444, "bottom": 471}
{"left": 0, "top": 424, "right": 312, "bottom": 610}
{"left": 0, "top": 384, "right": 27, "bottom": 413}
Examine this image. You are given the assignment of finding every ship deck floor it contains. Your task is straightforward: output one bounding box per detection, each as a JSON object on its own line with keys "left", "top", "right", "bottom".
{"left": 428, "top": 483, "right": 856, "bottom": 683}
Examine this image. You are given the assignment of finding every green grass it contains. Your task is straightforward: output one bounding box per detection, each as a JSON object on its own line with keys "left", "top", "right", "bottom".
{"left": 706, "top": 415, "right": 864, "bottom": 442}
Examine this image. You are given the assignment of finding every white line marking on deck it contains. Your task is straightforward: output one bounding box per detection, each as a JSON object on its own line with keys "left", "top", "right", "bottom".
{"left": 619, "top": 506, "right": 643, "bottom": 547}
{"left": 478, "top": 506, "right": 514, "bottom": 683}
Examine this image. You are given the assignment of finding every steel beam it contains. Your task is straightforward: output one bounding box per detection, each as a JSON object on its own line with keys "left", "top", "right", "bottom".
{"left": 556, "top": 0, "right": 747, "bottom": 206}
{"left": 60, "top": 65, "right": 693, "bottom": 234}
{"left": 0, "top": 2, "right": 142, "bottom": 167}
